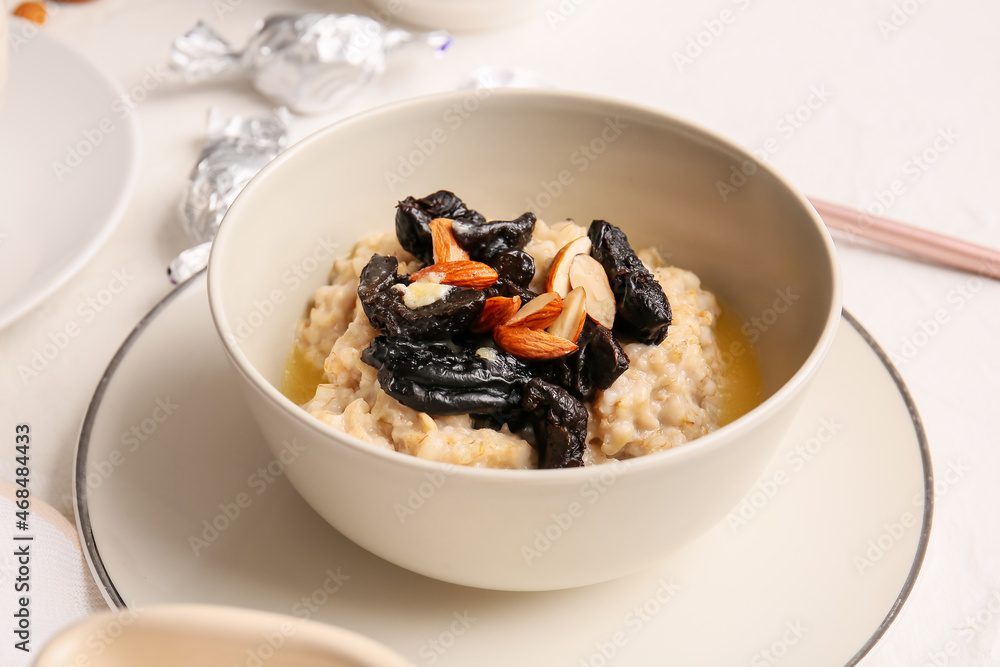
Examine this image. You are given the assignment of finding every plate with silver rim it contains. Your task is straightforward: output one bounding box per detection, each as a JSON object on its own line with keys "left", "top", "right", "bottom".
{"left": 75, "top": 272, "right": 931, "bottom": 666}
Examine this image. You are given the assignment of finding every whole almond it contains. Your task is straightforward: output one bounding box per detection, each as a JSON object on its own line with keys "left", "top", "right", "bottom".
{"left": 472, "top": 296, "right": 521, "bottom": 333}
{"left": 430, "top": 218, "right": 470, "bottom": 263}
{"left": 410, "top": 260, "right": 498, "bottom": 289}
{"left": 13, "top": 2, "right": 47, "bottom": 24}
{"left": 493, "top": 326, "right": 578, "bottom": 360}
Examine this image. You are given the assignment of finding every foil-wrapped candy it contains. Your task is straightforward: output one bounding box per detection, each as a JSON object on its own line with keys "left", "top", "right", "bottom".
{"left": 170, "top": 14, "right": 452, "bottom": 114}
{"left": 167, "top": 107, "right": 289, "bottom": 284}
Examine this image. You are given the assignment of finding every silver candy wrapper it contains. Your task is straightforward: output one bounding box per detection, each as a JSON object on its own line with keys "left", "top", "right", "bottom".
{"left": 171, "top": 14, "right": 452, "bottom": 114}
{"left": 168, "top": 107, "right": 289, "bottom": 285}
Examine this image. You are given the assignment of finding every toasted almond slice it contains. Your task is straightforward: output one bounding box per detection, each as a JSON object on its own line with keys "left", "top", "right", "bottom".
{"left": 493, "top": 326, "right": 578, "bottom": 360}
{"left": 545, "top": 236, "right": 592, "bottom": 297}
{"left": 547, "top": 286, "right": 588, "bottom": 343}
{"left": 472, "top": 296, "right": 521, "bottom": 333}
{"left": 430, "top": 217, "right": 470, "bottom": 263}
{"left": 505, "top": 292, "right": 563, "bottom": 330}
{"left": 569, "top": 254, "right": 616, "bottom": 329}
{"left": 410, "top": 260, "right": 498, "bottom": 289}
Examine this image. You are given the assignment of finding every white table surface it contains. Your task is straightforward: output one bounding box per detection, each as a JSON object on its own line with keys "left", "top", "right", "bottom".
{"left": 1, "top": 0, "right": 999, "bottom": 664}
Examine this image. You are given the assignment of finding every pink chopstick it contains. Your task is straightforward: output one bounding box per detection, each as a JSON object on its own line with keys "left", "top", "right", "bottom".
{"left": 808, "top": 197, "right": 1000, "bottom": 280}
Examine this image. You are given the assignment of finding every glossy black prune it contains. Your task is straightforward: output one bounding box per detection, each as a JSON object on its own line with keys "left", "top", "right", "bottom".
{"left": 362, "top": 337, "right": 531, "bottom": 416}
{"left": 492, "top": 250, "right": 536, "bottom": 287}
{"left": 522, "top": 378, "right": 587, "bottom": 469}
{"left": 396, "top": 191, "right": 485, "bottom": 265}
{"left": 482, "top": 249, "right": 538, "bottom": 301}
{"left": 452, "top": 213, "right": 536, "bottom": 263}
{"left": 357, "top": 254, "right": 485, "bottom": 340}
{"left": 588, "top": 220, "right": 672, "bottom": 345}
{"left": 539, "top": 318, "right": 630, "bottom": 401}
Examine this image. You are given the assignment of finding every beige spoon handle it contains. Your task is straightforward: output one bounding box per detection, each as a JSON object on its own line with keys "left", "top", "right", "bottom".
{"left": 809, "top": 197, "right": 1000, "bottom": 280}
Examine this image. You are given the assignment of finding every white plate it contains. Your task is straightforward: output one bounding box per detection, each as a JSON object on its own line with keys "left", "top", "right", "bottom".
{"left": 76, "top": 273, "right": 932, "bottom": 666}
{"left": 0, "top": 23, "right": 139, "bottom": 329}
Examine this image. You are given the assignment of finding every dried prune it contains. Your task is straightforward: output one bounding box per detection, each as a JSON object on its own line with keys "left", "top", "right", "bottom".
{"left": 358, "top": 254, "right": 485, "bottom": 340}
{"left": 588, "top": 220, "right": 672, "bottom": 345}
{"left": 492, "top": 250, "right": 535, "bottom": 287}
{"left": 538, "top": 318, "right": 629, "bottom": 400}
{"left": 452, "top": 213, "right": 536, "bottom": 263}
{"left": 362, "top": 337, "right": 531, "bottom": 416}
{"left": 483, "top": 250, "right": 537, "bottom": 301}
{"left": 522, "top": 378, "right": 587, "bottom": 469}
{"left": 396, "top": 191, "right": 485, "bottom": 265}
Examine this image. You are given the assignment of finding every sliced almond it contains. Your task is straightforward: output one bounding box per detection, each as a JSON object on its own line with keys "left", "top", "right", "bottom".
{"left": 505, "top": 292, "right": 562, "bottom": 330}
{"left": 410, "top": 260, "right": 498, "bottom": 290}
{"left": 569, "top": 254, "right": 616, "bottom": 329}
{"left": 547, "top": 286, "right": 588, "bottom": 343}
{"left": 545, "top": 236, "right": 592, "bottom": 297}
{"left": 430, "top": 217, "right": 470, "bottom": 263}
{"left": 493, "top": 326, "right": 578, "bottom": 360}
{"left": 472, "top": 295, "right": 521, "bottom": 334}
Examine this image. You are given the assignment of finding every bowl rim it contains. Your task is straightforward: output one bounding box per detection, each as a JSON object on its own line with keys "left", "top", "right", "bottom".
{"left": 33, "top": 603, "right": 412, "bottom": 666}
{"left": 208, "top": 87, "right": 843, "bottom": 483}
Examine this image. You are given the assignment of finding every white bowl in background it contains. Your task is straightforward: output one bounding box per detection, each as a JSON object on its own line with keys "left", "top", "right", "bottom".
{"left": 367, "top": 0, "right": 547, "bottom": 32}
{"left": 33, "top": 605, "right": 412, "bottom": 667}
{"left": 208, "top": 89, "right": 841, "bottom": 591}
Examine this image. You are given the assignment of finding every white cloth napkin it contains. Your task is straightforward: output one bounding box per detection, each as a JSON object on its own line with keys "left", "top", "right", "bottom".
{"left": 0, "top": 479, "right": 108, "bottom": 666}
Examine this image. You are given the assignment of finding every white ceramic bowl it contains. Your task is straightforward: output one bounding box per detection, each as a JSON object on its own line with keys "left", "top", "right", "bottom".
{"left": 366, "top": 0, "right": 547, "bottom": 32}
{"left": 209, "top": 89, "right": 841, "bottom": 591}
{"left": 33, "top": 605, "right": 411, "bottom": 666}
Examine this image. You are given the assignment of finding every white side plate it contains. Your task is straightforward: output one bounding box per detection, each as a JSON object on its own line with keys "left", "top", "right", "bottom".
{"left": 76, "top": 272, "right": 931, "bottom": 666}
{"left": 0, "top": 24, "right": 139, "bottom": 329}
